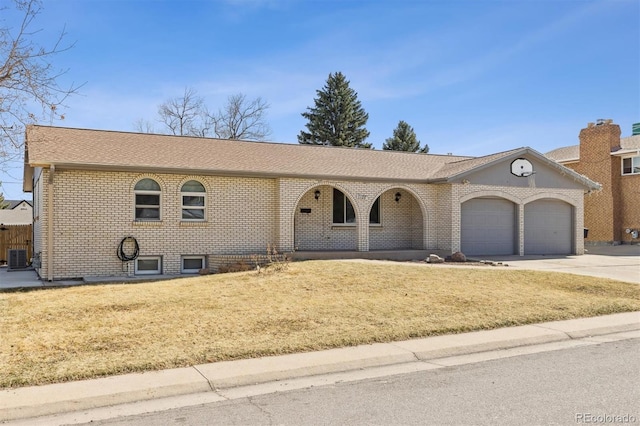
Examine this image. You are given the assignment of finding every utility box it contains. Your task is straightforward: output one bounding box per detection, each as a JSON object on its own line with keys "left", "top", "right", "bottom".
{"left": 8, "top": 249, "right": 28, "bottom": 270}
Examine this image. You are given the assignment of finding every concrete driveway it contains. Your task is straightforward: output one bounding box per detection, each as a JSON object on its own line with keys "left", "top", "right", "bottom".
{"left": 482, "top": 245, "right": 640, "bottom": 284}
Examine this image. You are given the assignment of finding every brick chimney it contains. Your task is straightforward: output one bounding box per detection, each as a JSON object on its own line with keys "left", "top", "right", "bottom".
{"left": 577, "top": 119, "right": 622, "bottom": 242}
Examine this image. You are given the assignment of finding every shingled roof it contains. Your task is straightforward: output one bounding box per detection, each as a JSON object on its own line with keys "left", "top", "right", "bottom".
{"left": 545, "top": 135, "right": 640, "bottom": 163}
{"left": 25, "top": 125, "right": 475, "bottom": 183}
{"left": 23, "top": 125, "right": 598, "bottom": 191}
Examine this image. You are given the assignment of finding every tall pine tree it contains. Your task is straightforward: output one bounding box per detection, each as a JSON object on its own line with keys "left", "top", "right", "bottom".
{"left": 298, "top": 72, "right": 371, "bottom": 148}
{"left": 382, "top": 120, "right": 429, "bottom": 153}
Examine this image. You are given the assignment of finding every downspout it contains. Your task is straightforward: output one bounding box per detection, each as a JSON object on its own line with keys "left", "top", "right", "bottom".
{"left": 47, "top": 164, "right": 55, "bottom": 282}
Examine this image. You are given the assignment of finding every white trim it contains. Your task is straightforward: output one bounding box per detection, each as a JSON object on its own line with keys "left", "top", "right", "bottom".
{"left": 135, "top": 256, "right": 162, "bottom": 275}
{"left": 621, "top": 154, "right": 640, "bottom": 176}
{"left": 180, "top": 180, "right": 206, "bottom": 221}
{"left": 611, "top": 149, "right": 640, "bottom": 157}
{"left": 133, "top": 178, "right": 162, "bottom": 221}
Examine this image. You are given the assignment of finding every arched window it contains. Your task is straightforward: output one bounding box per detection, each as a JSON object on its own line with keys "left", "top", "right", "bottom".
{"left": 369, "top": 196, "right": 381, "bottom": 224}
{"left": 333, "top": 188, "right": 356, "bottom": 224}
{"left": 181, "top": 180, "right": 206, "bottom": 221}
{"left": 134, "top": 178, "right": 161, "bottom": 220}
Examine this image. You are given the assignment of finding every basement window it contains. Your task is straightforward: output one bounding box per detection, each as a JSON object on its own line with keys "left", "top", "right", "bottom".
{"left": 181, "top": 256, "right": 205, "bottom": 273}
{"left": 622, "top": 156, "right": 640, "bottom": 175}
{"left": 135, "top": 256, "right": 162, "bottom": 275}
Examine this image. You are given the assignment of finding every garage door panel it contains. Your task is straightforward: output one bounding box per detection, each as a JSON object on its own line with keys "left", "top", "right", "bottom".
{"left": 461, "top": 198, "right": 516, "bottom": 256}
{"left": 524, "top": 199, "right": 572, "bottom": 255}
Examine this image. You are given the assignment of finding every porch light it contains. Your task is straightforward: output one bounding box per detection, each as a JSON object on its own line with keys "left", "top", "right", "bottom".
{"left": 314, "top": 190, "right": 321, "bottom": 200}
{"left": 395, "top": 192, "right": 401, "bottom": 203}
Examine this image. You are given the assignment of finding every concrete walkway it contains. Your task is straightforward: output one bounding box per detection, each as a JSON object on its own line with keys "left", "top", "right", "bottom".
{"left": 0, "top": 267, "right": 182, "bottom": 290}
{"left": 1, "top": 312, "right": 638, "bottom": 423}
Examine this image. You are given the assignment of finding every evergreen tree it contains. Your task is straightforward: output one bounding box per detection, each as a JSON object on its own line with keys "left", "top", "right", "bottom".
{"left": 382, "top": 120, "right": 429, "bottom": 153}
{"left": 0, "top": 189, "right": 8, "bottom": 209}
{"left": 298, "top": 72, "right": 371, "bottom": 148}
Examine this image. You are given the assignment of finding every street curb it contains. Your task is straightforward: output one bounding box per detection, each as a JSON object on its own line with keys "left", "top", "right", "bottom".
{"left": 1, "top": 312, "right": 638, "bottom": 422}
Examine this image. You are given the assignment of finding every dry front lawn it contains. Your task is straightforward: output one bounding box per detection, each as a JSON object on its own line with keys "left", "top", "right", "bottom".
{"left": 1, "top": 260, "right": 639, "bottom": 388}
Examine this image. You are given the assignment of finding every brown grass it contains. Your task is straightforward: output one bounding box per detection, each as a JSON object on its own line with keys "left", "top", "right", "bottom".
{"left": 1, "top": 260, "right": 638, "bottom": 388}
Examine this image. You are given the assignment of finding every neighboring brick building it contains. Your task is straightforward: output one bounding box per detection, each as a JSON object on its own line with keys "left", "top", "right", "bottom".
{"left": 23, "top": 126, "right": 599, "bottom": 281}
{"left": 546, "top": 120, "right": 640, "bottom": 245}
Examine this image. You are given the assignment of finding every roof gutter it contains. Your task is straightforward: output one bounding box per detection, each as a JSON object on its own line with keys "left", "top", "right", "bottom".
{"left": 26, "top": 162, "right": 434, "bottom": 185}
{"left": 610, "top": 148, "right": 640, "bottom": 157}
{"left": 47, "top": 164, "right": 55, "bottom": 282}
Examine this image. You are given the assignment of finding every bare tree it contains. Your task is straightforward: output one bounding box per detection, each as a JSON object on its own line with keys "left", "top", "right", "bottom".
{"left": 156, "top": 87, "right": 205, "bottom": 136}
{"left": 1, "top": 0, "right": 82, "bottom": 166}
{"left": 209, "top": 93, "right": 271, "bottom": 140}
{"left": 132, "top": 118, "right": 155, "bottom": 134}
{"left": 147, "top": 90, "right": 271, "bottom": 141}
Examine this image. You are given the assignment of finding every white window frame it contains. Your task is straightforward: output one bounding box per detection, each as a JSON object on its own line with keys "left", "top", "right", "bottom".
{"left": 181, "top": 255, "right": 206, "bottom": 273}
{"left": 135, "top": 256, "right": 162, "bottom": 275}
{"left": 181, "top": 180, "right": 206, "bottom": 221}
{"left": 621, "top": 155, "right": 640, "bottom": 176}
{"left": 134, "top": 179, "right": 161, "bottom": 221}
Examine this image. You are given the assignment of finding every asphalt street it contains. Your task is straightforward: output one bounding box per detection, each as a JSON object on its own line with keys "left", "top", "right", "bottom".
{"left": 53, "top": 337, "right": 639, "bottom": 426}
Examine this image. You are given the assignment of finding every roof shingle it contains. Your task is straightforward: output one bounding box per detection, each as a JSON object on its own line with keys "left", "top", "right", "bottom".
{"left": 25, "top": 126, "right": 473, "bottom": 182}
{"left": 545, "top": 135, "right": 640, "bottom": 163}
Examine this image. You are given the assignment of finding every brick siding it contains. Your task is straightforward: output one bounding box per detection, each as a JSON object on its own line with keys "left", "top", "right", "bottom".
{"left": 34, "top": 169, "right": 587, "bottom": 280}
{"left": 560, "top": 122, "right": 638, "bottom": 244}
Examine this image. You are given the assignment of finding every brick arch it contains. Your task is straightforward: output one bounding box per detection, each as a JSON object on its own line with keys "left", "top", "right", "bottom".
{"left": 291, "top": 182, "right": 360, "bottom": 252}
{"left": 129, "top": 174, "right": 168, "bottom": 192}
{"left": 176, "top": 176, "right": 212, "bottom": 194}
{"left": 369, "top": 184, "right": 429, "bottom": 223}
{"left": 459, "top": 190, "right": 521, "bottom": 205}
{"left": 369, "top": 185, "right": 428, "bottom": 250}
{"left": 289, "top": 181, "right": 362, "bottom": 226}
{"left": 522, "top": 192, "right": 578, "bottom": 207}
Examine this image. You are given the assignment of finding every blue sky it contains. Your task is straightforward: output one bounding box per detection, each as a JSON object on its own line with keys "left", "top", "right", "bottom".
{"left": 1, "top": 0, "right": 638, "bottom": 199}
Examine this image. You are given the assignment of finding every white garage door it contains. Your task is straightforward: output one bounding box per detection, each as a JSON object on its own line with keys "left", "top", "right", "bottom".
{"left": 461, "top": 198, "right": 516, "bottom": 256}
{"left": 524, "top": 199, "right": 573, "bottom": 255}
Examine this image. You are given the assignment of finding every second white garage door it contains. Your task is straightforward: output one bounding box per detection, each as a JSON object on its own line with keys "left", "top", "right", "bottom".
{"left": 524, "top": 199, "right": 573, "bottom": 255}
{"left": 461, "top": 198, "right": 517, "bottom": 256}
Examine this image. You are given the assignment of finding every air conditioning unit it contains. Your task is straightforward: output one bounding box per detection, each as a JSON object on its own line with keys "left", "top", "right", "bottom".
{"left": 8, "top": 249, "right": 28, "bottom": 270}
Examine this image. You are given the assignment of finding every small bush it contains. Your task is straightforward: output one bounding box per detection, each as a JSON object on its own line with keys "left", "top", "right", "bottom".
{"left": 218, "top": 261, "right": 253, "bottom": 274}
{"left": 256, "top": 244, "right": 292, "bottom": 274}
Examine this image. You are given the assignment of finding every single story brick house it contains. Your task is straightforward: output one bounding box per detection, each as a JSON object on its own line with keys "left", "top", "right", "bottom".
{"left": 546, "top": 119, "right": 640, "bottom": 245}
{"left": 23, "top": 125, "right": 599, "bottom": 281}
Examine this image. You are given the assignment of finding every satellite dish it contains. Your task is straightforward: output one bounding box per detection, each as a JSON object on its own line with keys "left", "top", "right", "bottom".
{"left": 511, "top": 158, "right": 534, "bottom": 177}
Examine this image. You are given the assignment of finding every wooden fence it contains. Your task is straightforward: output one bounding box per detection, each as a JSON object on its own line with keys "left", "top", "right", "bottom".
{"left": 0, "top": 224, "right": 33, "bottom": 265}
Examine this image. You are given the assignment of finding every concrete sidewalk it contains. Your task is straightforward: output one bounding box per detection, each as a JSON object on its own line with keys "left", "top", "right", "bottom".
{"left": 2, "top": 311, "right": 638, "bottom": 423}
